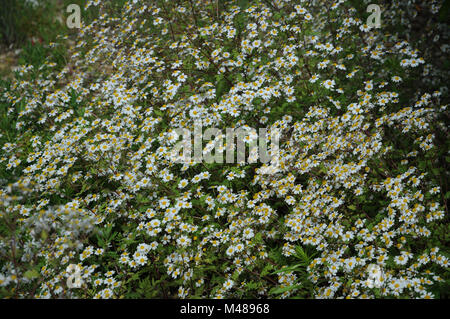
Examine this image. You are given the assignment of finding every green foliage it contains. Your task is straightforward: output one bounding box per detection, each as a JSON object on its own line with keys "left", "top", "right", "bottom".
{"left": 0, "top": 0, "right": 448, "bottom": 300}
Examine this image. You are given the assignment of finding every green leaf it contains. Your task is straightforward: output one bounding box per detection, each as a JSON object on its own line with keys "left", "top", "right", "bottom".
{"left": 245, "top": 281, "right": 259, "bottom": 290}
{"left": 272, "top": 264, "right": 302, "bottom": 274}
{"left": 319, "top": 164, "right": 327, "bottom": 174}
{"left": 216, "top": 77, "right": 229, "bottom": 99}
{"left": 238, "top": 0, "right": 249, "bottom": 10}
{"left": 270, "top": 284, "right": 302, "bottom": 295}
{"left": 295, "top": 246, "right": 310, "bottom": 264}
{"left": 261, "top": 264, "right": 274, "bottom": 276}
{"left": 24, "top": 269, "right": 39, "bottom": 279}
{"left": 432, "top": 168, "right": 441, "bottom": 176}
{"left": 254, "top": 232, "right": 263, "bottom": 243}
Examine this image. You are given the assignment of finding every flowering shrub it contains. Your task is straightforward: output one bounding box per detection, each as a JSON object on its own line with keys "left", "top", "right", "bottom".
{"left": 0, "top": 0, "right": 449, "bottom": 299}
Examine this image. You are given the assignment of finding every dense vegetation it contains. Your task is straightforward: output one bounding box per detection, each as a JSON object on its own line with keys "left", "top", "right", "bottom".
{"left": 0, "top": 0, "right": 449, "bottom": 299}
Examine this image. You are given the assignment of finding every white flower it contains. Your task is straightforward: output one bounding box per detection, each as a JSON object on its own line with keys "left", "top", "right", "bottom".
{"left": 223, "top": 279, "right": 234, "bottom": 290}
{"left": 178, "top": 179, "right": 188, "bottom": 189}
{"left": 177, "top": 235, "right": 191, "bottom": 247}
{"left": 243, "top": 228, "right": 254, "bottom": 239}
{"left": 226, "top": 246, "right": 235, "bottom": 256}
{"left": 309, "top": 74, "right": 320, "bottom": 83}
{"left": 159, "top": 197, "right": 170, "bottom": 209}
{"left": 321, "top": 79, "right": 335, "bottom": 89}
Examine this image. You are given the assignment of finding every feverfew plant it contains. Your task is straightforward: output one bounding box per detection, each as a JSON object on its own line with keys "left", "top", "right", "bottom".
{"left": 0, "top": 0, "right": 448, "bottom": 299}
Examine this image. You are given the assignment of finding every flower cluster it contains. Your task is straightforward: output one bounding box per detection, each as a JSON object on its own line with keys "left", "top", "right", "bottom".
{"left": 0, "top": 0, "right": 448, "bottom": 299}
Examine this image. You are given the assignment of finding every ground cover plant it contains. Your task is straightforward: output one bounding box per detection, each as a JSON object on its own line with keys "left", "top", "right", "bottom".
{"left": 0, "top": 0, "right": 449, "bottom": 299}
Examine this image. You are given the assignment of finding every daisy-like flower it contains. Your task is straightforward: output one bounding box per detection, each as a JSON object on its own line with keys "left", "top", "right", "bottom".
{"left": 159, "top": 197, "right": 170, "bottom": 209}
{"left": 392, "top": 75, "right": 402, "bottom": 83}
{"left": 178, "top": 179, "right": 188, "bottom": 189}
{"left": 322, "top": 79, "right": 335, "bottom": 90}
{"left": 177, "top": 235, "right": 191, "bottom": 247}
{"left": 2, "top": 0, "right": 447, "bottom": 302}
{"left": 226, "top": 246, "right": 235, "bottom": 256}
{"left": 242, "top": 228, "right": 254, "bottom": 239}
{"left": 223, "top": 279, "right": 234, "bottom": 290}
{"left": 309, "top": 74, "right": 320, "bottom": 83}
